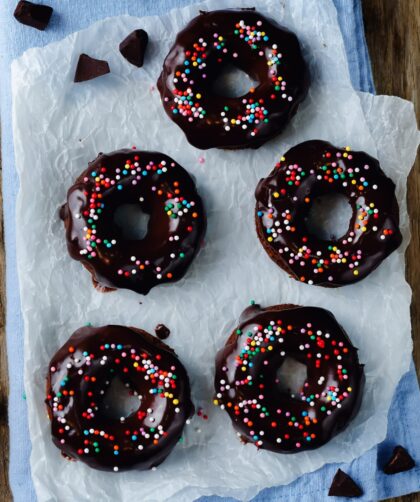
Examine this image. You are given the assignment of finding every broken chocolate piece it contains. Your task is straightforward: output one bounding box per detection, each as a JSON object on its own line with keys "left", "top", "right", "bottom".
{"left": 328, "top": 469, "right": 363, "bottom": 498}
{"left": 74, "top": 54, "right": 110, "bottom": 83}
{"left": 119, "top": 29, "right": 148, "bottom": 67}
{"left": 155, "top": 324, "right": 170, "bottom": 340}
{"left": 14, "top": 1, "right": 53, "bottom": 31}
{"left": 383, "top": 445, "right": 415, "bottom": 474}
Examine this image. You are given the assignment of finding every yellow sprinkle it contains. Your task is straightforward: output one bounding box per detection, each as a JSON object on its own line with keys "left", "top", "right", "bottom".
{"left": 196, "top": 93, "right": 201, "bottom": 99}
{"left": 370, "top": 203, "right": 375, "bottom": 208}
{"left": 362, "top": 227, "right": 367, "bottom": 232}
{"left": 173, "top": 399, "right": 179, "bottom": 405}
{"left": 345, "top": 146, "right": 351, "bottom": 151}
{"left": 351, "top": 180, "right": 356, "bottom": 185}
{"left": 267, "top": 237, "right": 273, "bottom": 242}
{"left": 353, "top": 270, "right": 359, "bottom": 276}
{"left": 167, "top": 210, "right": 172, "bottom": 216}
{"left": 133, "top": 362, "right": 139, "bottom": 368}
{"left": 342, "top": 258, "right": 347, "bottom": 263}
{"left": 273, "top": 192, "right": 280, "bottom": 198}
{"left": 268, "top": 346, "right": 273, "bottom": 351}
{"left": 343, "top": 152, "right": 348, "bottom": 158}
{"left": 213, "top": 399, "right": 219, "bottom": 406}
{"left": 347, "top": 387, "right": 352, "bottom": 392}
{"left": 241, "top": 366, "right": 246, "bottom": 372}
{"left": 218, "top": 36, "right": 223, "bottom": 41}
{"left": 281, "top": 156, "right": 285, "bottom": 161}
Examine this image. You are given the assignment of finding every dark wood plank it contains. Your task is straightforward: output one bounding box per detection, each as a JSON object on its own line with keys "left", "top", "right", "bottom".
{"left": 362, "top": 0, "right": 420, "bottom": 498}
{"left": 0, "top": 1, "right": 418, "bottom": 500}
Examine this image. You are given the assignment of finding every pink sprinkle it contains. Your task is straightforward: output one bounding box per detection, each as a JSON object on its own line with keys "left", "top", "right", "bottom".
{"left": 198, "top": 156, "right": 205, "bottom": 164}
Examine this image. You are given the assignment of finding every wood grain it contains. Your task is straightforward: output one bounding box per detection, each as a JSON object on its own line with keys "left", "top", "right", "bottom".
{"left": 363, "top": 0, "right": 420, "bottom": 500}
{"left": 0, "top": 0, "right": 418, "bottom": 500}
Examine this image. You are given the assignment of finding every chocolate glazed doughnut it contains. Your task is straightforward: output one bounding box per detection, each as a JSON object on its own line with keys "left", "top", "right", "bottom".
{"left": 214, "top": 304, "right": 364, "bottom": 453}
{"left": 255, "top": 140, "right": 402, "bottom": 286}
{"left": 60, "top": 149, "right": 206, "bottom": 295}
{"left": 158, "top": 9, "right": 309, "bottom": 150}
{"left": 46, "top": 325, "right": 194, "bottom": 472}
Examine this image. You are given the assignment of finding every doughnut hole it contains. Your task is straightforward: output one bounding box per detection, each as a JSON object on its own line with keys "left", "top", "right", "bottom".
{"left": 276, "top": 356, "right": 308, "bottom": 396}
{"left": 101, "top": 377, "right": 141, "bottom": 420}
{"left": 211, "top": 63, "right": 259, "bottom": 98}
{"left": 305, "top": 192, "right": 352, "bottom": 241}
{"left": 114, "top": 203, "right": 150, "bottom": 240}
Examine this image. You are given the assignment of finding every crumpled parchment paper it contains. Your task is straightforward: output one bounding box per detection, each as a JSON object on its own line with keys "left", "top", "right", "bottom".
{"left": 11, "top": 0, "right": 420, "bottom": 500}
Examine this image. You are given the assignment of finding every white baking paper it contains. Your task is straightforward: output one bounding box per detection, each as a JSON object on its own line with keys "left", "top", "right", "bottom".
{"left": 11, "top": 0, "right": 420, "bottom": 500}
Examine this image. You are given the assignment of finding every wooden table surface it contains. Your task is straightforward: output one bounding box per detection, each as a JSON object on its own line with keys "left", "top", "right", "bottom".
{"left": 0, "top": 0, "right": 418, "bottom": 500}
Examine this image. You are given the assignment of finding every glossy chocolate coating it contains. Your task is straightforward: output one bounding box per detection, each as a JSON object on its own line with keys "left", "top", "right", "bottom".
{"left": 215, "top": 304, "right": 364, "bottom": 453}
{"left": 60, "top": 149, "right": 206, "bottom": 295}
{"left": 46, "top": 325, "right": 194, "bottom": 471}
{"left": 157, "top": 9, "right": 309, "bottom": 150}
{"left": 255, "top": 140, "right": 402, "bottom": 287}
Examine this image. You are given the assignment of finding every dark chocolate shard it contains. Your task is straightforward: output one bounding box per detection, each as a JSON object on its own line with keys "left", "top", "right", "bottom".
{"left": 383, "top": 445, "right": 415, "bottom": 474}
{"left": 119, "top": 29, "right": 148, "bottom": 67}
{"left": 328, "top": 469, "right": 363, "bottom": 498}
{"left": 74, "top": 54, "right": 110, "bottom": 83}
{"left": 14, "top": 1, "right": 53, "bottom": 30}
{"left": 155, "top": 324, "right": 170, "bottom": 340}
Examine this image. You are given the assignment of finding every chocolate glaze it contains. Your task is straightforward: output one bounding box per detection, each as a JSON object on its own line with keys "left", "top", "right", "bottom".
{"left": 215, "top": 304, "right": 364, "bottom": 453}
{"left": 46, "top": 325, "right": 194, "bottom": 471}
{"left": 157, "top": 9, "right": 309, "bottom": 150}
{"left": 255, "top": 140, "right": 402, "bottom": 287}
{"left": 60, "top": 149, "right": 206, "bottom": 295}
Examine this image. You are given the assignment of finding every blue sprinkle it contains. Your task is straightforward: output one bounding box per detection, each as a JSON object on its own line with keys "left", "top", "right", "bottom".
{"left": 123, "top": 170, "right": 128, "bottom": 175}
{"left": 257, "top": 211, "right": 263, "bottom": 217}
{"left": 172, "top": 109, "right": 178, "bottom": 114}
{"left": 185, "top": 69, "right": 190, "bottom": 74}
{"left": 117, "top": 344, "right": 123, "bottom": 350}
{"left": 117, "top": 185, "right": 123, "bottom": 190}
{"left": 91, "top": 171, "right": 96, "bottom": 177}
{"left": 184, "top": 60, "right": 189, "bottom": 65}
{"left": 84, "top": 430, "right": 89, "bottom": 436}
{"left": 114, "top": 451, "right": 119, "bottom": 455}
{"left": 131, "top": 435, "right": 137, "bottom": 441}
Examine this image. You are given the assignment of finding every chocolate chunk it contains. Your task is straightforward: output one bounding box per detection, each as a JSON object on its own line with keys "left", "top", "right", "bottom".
{"left": 328, "top": 469, "right": 363, "bottom": 498}
{"left": 119, "top": 29, "right": 148, "bottom": 67}
{"left": 14, "top": 1, "right": 53, "bottom": 30}
{"left": 155, "top": 324, "right": 170, "bottom": 340}
{"left": 383, "top": 445, "right": 415, "bottom": 474}
{"left": 74, "top": 54, "right": 110, "bottom": 83}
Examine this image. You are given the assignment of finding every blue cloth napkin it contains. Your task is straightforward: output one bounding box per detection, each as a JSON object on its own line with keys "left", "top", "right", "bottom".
{"left": 0, "top": 1, "right": 418, "bottom": 500}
